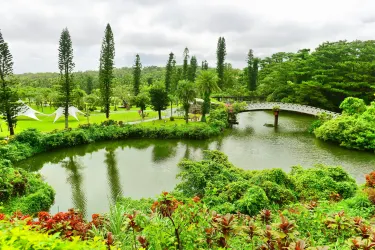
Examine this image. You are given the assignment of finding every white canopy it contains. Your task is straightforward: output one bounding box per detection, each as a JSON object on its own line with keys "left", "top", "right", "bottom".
{"left": 16, "top": 101, "right": 45, "bottom": 121}
{"left": 52, "top": 107, "right": 85, "bottom": 123}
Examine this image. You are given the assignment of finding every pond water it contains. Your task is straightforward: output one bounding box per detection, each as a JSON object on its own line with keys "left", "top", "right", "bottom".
{"left": 16, "top": 111, "right": 375, "bottom": 217}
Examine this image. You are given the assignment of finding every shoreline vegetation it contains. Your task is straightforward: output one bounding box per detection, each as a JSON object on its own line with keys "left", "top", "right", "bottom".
{"left": 311, "top": 97, "right": 375, "bottom": 152}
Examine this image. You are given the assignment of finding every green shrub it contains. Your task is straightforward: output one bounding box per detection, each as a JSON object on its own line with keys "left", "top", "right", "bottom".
{"left": 259, "top": 181, "right": 297, "bottom": 205}
{"left": 290, "top": 165, "right": 357, "bottom": 200}
{"left": 235, "top": 185, "right": 269, "bottom": 215}
{"left": 12, "top": 128, "right": 45, "bottom": 149}
{"left": 314, "top": 97, "right": 375, "bottom": 151}
{"left": 0, "top": 166, "right": 55, "bottom": 215}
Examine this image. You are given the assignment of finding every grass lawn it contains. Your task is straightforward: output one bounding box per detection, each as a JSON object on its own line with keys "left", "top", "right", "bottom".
{"left": 0, "top": 108, "right": 165, "bottom": 137}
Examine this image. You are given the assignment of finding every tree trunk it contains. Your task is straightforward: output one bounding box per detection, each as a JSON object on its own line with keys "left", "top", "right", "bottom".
{"left": 274, "top": 111, "right": 279, "bottom": 128}
{"left": 185, "top": 106, "right": 189, "bottom": 124}
{"left": 65, "top": 105, "right": 69, "bottom": 129}
{"left": 7, "top": 113, "right": 14, "bottom": 136}
{"left": 170, "top": 101, "right": 173, "bottom": 117}
{"left": 106, "top": 103, "right": 110, "bottom": 119}
{"left": 158, "top": 110, "right": 162, "bottom": 120}
{"left": 141, "top": 109, "right": 144, "bottom": 120}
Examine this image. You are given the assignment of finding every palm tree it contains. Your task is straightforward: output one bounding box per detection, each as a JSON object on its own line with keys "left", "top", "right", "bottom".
{"left": 176, "top": 80, "right": 196, "bottom": 123}
{"left": 196, "top": 71, "right": 220, "bottom": 122}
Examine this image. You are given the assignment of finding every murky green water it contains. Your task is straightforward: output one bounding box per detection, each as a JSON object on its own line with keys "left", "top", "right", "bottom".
{"left": 16, "top": 111, "right": 375, "bottom": 217}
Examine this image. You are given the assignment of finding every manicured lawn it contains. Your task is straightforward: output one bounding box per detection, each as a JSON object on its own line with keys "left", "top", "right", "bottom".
{"left": 0, "top": 108, "right": 165, "bottom": 137}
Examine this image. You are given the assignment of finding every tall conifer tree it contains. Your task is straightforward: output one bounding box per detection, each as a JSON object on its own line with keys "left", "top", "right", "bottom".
{"left": 247, "top": 49, "right": 259, "bottom": 91}
{"left": 99, "top": 23, "right": 115, "bottom": 119}
{"left": 58, "top": 28, "right": 75, "bottom": 129}
{"left": 0, "top": 30, "right": 21, "bottom": 135}
{"left": 188, "top": 56, "right": 198, "bottom": 82}
{"left": 216, "top": 37, "right": 226, "bottom": 89}
{"left": 165, "top": 52, "right": 174, "bottom": 92}
{"left": 133, "top": 54, "right": 142, "bottom": 96}
{"left": 182, "top": 47, "right": 189, "bottom": 80}
{"left": 202, "top": 60, "right": 208, "bottom": 70}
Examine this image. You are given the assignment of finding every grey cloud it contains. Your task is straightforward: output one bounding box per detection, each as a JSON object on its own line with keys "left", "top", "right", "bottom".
{"left": 235, "top": 21, "right": 352, "bottom": 49}
{"left": 152, "top": 4, "right": 254, "bottom": 33}
{"left": 121, "top": 52, "right": 169, "bottom": 66}
{"left": 1, "top": 10, "right": 104, "bottom": 47}
{"left": 119, "top": 31, "right": 183, "bottom": 49}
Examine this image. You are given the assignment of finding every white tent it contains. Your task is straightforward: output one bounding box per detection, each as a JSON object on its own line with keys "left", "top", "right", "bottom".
{"left": 16, "top": 101, "right": 45, "bottom": 121}
{"left": 52, "top": 107, "right": 85, "bottom": 123}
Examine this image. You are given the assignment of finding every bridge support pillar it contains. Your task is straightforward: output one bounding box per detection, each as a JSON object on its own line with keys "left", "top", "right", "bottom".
{"left": 274, "top": 111, "right": 279, "bottom": 128}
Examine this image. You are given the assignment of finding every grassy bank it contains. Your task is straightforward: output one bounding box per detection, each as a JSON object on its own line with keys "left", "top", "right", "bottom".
{"left": 0, "top": 108, "right": 165, "bottom": 137}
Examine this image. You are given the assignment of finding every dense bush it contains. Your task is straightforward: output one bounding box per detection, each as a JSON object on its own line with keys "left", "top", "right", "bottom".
{"left": 176, "top": 150, "right": 357, "bottom": 215}
{"left": 314, "top": 97, "right": 375, "bottom": 151}
{"left": 0, "top": 166, "right": 55, "bottom": 214}
{"left": 290, "top": 164, "right": 357, "bottom": 200}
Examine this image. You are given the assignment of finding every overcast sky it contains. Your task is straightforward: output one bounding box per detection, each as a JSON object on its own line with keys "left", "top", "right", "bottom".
{"left": 1, "top": 0, "right": 375, "bottom": 74}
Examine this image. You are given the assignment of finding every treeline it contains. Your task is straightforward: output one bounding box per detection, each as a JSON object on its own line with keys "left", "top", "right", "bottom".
{"left": 257, "top": 40, "right": 375, "bottom": 111}
{"left": 15, "top": 40, "right": 375, "bottom": 113}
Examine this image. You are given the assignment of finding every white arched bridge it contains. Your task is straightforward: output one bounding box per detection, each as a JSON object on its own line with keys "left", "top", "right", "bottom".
{"left": 242, "top": 102, "right": 340, "bottom": 117}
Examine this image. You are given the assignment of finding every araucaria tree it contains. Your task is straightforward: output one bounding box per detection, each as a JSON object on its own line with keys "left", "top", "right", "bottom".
{"left": 133, "top": 54, "right": 142, "bottom": 96}
{"left": 202, "top": 60, "right": 208, "bottom": 70}
{"left": 188, "top": 56, "right": 198, "bottom": 82}
{"left": 149, "top": 82, "right": 169, "bottom": 120}
{"left": 196, "top": 71, "right": 220, "bottom": 122}
{"left": 247, "top": 49, "right": 259, "bottom": 91}
{"left": 176, "top": 80, "right": 196, "bottom": 124}
{"left": 0, "top": 30, "right": 22, "bottom": 135}
{"left": 216, "top": 37, "right": 226, "bottom": 89}
{"left": 182, "top": 47, "right": 189, "bottom": 80}
{"left": 58, "top": 28, "right": 75, "bottom": 129}
{"left": 99, "top": 23, "right": 115, "bottom": 119}
{"left": 165, "top": 52, "right": 174, "bottom": 92}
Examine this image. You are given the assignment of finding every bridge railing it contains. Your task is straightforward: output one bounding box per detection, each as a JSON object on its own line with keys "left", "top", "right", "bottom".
{"left": 245, "top": 102, "right": 340, "bottom": 117}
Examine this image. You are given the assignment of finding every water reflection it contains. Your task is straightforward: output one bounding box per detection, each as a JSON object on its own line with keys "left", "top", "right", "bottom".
{"left": 61, "top": 156, "right": 87, "bottom": 216}
{"left": 104, "top": 148, "right": 123, "bottom": 204}
{"left": 152, "top": 141, "right": 178, "bottom": 163}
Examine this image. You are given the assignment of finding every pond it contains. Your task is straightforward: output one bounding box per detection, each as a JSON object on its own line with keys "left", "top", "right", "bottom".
{"left": 16, "top": 111, "right": 375, "bottom": 217}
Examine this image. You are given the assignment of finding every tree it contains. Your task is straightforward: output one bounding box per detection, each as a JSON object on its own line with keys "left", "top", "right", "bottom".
{"left": 58, "top": 28, "right": 75, "bottom": 129}
{"left": 86, "top": 75, "right": 93, "bottom": 94}
{"left": 202, "top": 60, "right": 208, "bottom": 70}
{"left": 196, "top": 71, "right": 220, "bottom": 122}
{"left": 0, "top": 30, "right": 21, "bottom": 136}
{"left": 247, "top": 49, "right": 254, "bottom": 91}
{"left": 147, "top": 77, "right": 153, "bottom": 86}
{"left": 216, "top": 37, "right": 226, "bottom": 89}
{"left": 188, "top": 56, "right": 198, "bottom": 82}
{"left": 247, "top": 49, "right": 259, "bottom": 91}
{"left": 171, "top": 59, "right": 179, "bottom": 92}
{"left": 165, "top": 52, "right": 174, "bottom": 92}
{"left": 73, "top": 89, "right": 87, "bottom": 110}
{"left": 133, "top": 54, "right": 142, "bottom": 96}
{"left": 134, "top": 91, "right": 149, "bottom": 119}
{"left": 99, "top": 23, "right": 115, "bottom": 119}
{"left": 251, "top": 58, "right": 259, "bottom": 91}
{"left": 182, "top": 47, "right": 189, "bottom": 80}
{"left": 149, "top": 82, "right": 169, "bottom": 120}
{"left": 176, "top": 80, "right": 196, "bottom": 123}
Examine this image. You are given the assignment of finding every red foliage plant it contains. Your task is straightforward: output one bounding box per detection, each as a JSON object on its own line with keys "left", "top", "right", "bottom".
{"left": 4, "top": 209, "right": 106, "bottom": 240}
{"left": 366, "top": 171, "right": 375, "bottom": 187}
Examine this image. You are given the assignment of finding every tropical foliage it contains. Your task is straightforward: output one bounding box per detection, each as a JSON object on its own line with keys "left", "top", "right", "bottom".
{"left": 313, "top": 97, "right": 375, "bottom": 151}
